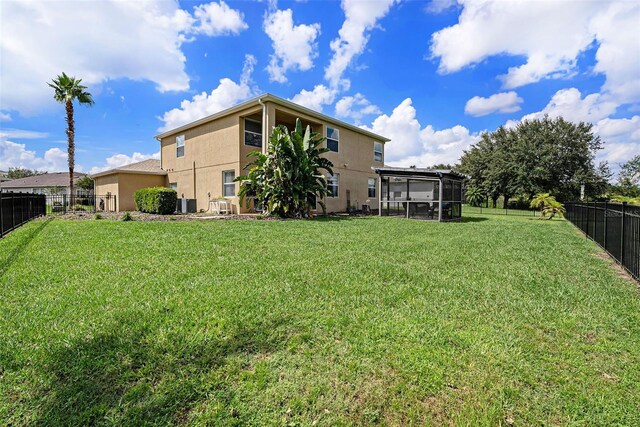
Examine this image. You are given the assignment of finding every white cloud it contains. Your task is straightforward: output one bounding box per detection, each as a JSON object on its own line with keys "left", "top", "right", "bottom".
{"left": 0, "top": 138, "right": 68, "bottom": 172}
{"left": 158, "top": 54, "right": 257, "bottom": 132}
{"left": 192, "top": 1, "right": 248, "bottom": 36}
{"left": 0, "top": 129, "right": 48, "bottom": 139}
{"left": 89, "top": 152, "right": 160, "bottom": 174}
{"left": 0, "top": 112, "right": 11, "bottom": 122}
{"left": 334, "top": 93, "right": 381, "bottom": 124}
{"left": 0, "top": 1, "right": 248, "bottom": 115}
{"left": 290, "top": 84, "right": 337, "bottom": 113}
{"left": 594, "top": 115, "right": 640, "bottom": 165}
{"left": 591, "top": 2, "right": 640, "bottom": 104}
{"left": 464, "top": 91, "right": 523, "bottom": 117}
{"left": 425, "top": 0, "right": 458, "bottom": 14}
{"left": 325, "top": 0, "right": 398, "bottom": 89}
{"left": 430, "top": 0, "right": 640, "bottom": 103}
{"left": 595, "top": 116, "right": 640, "bottom": 141}
{"left": 363, "top": 98, "right": 479, "bottom": 166}
{"left": 264, "top": 9, "right": 320, "bottom": 83}
{"left": 521, "top": 88, "right": 618, "bottom": 124}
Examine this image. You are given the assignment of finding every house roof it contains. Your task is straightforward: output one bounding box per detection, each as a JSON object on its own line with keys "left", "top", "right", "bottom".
{"left": 154, "top": 93, "right": 391, "bottom": 143}
{"left": 0, "top": 172, "right": 87, "bottom": 188}
{"left": 373, "top": 167, "right": 468, "bottom": 180}
{"left": 90, "top": 159, "right": 166, "bottom": 178}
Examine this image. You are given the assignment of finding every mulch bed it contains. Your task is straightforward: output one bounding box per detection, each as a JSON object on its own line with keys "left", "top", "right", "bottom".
{"left": 41, "top": 211, "right": 374, "bottom": 222}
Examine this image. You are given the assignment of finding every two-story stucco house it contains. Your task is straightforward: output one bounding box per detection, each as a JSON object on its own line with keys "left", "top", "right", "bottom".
{"left": 153, "top": 94, "right": 390, "bottom": 214}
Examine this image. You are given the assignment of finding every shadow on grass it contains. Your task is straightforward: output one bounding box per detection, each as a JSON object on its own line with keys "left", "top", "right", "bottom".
{"left": 30, "top": 312, "right": 290, "bottom": 425}
{"left": 460, "top": 216, "right": 489, "bottom": 223}
{"left": 0, "top": 218, "right": 51, "bottom": 278}
{"left": 312, "top": 215, "right": 374, "bottom": 222}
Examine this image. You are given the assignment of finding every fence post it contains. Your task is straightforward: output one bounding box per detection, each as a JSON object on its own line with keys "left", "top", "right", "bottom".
{"left": 12, "top": 193, "right": 15, "bottom": 230}
{"left": 620, "top": 202, "right": 626, "bottom": 265}
{"left": 603, "top": 201, "right": 608, "bottom": 250}
{"left": 585, "top": 201, "right": 589, "bottom": 239}
{"left": 63, "top": 194, "right": 67, "bottom": 214}
{"left": 592, "top": 201, "right": 597, "bottom": 241}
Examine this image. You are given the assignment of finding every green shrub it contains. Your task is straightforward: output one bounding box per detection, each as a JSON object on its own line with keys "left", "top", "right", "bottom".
{"left": 507, "top": 195, "right": 531, "bottom": 210}
{"left": 134, "top": 187, "right": 177, "bottom": 214}
{"left": 94, "top": 213, "right": 103, "bottom": 220}
{"left": 122, "top": 212, "right": 133, "bottom": 221}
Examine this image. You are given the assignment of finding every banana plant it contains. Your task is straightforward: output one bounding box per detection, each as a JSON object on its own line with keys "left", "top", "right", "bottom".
{"left": 236, "top": 118, "right": 334, "bottom": 218}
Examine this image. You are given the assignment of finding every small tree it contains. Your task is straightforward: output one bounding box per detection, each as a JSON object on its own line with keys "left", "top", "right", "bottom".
{"left": 464, "top": 185, "right": 484, "bottom": 207}
{"left": 76, "top": 175, "right": 94, "bottom": 194}
{"left": 236, "top": 119, "right": 334, "bottom": 218}
{"left": 530, "top": 193, "right": 566, "bottom": 220}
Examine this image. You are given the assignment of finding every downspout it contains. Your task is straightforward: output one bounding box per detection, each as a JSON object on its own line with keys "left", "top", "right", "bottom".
{"left": 258, "top": 97, "right": 267, "bottom": 154}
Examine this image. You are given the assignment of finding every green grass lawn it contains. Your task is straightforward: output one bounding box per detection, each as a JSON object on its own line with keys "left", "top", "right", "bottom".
{"left": 1, "top": 215, "right": 638, "bottom": 425}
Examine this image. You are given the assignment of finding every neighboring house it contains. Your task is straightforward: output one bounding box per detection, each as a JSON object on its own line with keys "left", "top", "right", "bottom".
{"left": 0, "top": 172, "right": 88, "bottom": 196}
{"left": 153, "top": 93, "right": 390, "bottom": 214}
{"left": 91, "top": 159, "right": 167, "bottom": 211}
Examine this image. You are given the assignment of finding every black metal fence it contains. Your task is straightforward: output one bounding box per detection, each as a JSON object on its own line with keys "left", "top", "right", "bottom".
{"left": 45, "top": 194, "right": 117, "bottom": 214}
{"left": 565, "top": 202, "right": 640, "bottom": 281}
{"left": 463, "top": 205, "right": 539, "bottom": 217}
{"left": 0, "top": 192, "right": 46, "bottom": 238}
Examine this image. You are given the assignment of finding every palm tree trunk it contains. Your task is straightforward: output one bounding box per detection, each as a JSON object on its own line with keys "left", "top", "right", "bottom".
{"left": 66, "top": 100, "right": 75, "bottom": 208}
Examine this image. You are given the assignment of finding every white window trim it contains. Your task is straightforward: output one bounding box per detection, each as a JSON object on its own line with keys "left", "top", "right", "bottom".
{"left": 223, "top": 170, "right": 236, "bottom": 198}
{"left": 244, "top": 118, "right": 262, "bottom": 147}
{"left": 327, "top": 174, "right": 339, "bottom": 198}
{"left": 176, "top": 134, "right": 185, "bottom": 158}
{"left": 326, "top": 127, "right": 339, "bottom": 153}
{"left": 374, "top": 141, "right": 383, "bottom": 162}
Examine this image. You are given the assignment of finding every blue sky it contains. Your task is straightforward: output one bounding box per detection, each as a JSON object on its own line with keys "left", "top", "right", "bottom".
{"left": 1, "top": 0, "right": 639, "bottom": 175}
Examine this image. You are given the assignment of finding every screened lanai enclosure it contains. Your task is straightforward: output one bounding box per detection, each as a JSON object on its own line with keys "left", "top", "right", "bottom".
{"left": 374, "top": 168, "right": 465, "bottom": 221}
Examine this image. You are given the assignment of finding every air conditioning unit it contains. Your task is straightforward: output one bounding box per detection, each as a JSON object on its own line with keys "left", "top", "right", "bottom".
{"left": 176, "top": 198, "right": 197, "bottom": 214}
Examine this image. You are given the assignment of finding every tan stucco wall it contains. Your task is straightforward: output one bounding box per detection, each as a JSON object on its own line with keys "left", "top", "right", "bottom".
{"left": 94, "top": 173, "right": 167, "bottom": 212}
{"left": 159, "top": 101, "right": 385, "bottom": 214}
{"left": 161, "top": 105, "right": 262, "bottom": 212}
{"left": 94, "top": 174, "right": 119, "bottom": 210}
{"left": 118, "top": 173, "right": 168, "bottom": 211}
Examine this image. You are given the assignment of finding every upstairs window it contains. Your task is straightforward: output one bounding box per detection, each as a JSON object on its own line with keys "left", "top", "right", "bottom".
{"left": 244, "top": 118, "right": 262, "bottom": 147}
{"left": 326, "top": 127, "right": 339, "bottom": 152}
{"left": 374, "top": 141, "right": 383, "bottom": 162}
{"left": 368, "top": 178, "right": 376, "bottom": 198}
{"left": 176, "top": 135, "right": 185, "bottom": 158}
{"left": 327, "top": 174, "right": 339, "bottom": 197}
{"left": 223, "top": 170, "right": 236, "bottom": 197}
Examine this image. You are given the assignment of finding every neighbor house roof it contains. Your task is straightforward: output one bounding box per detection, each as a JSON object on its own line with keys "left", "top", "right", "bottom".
{"left": 155, "top": 93, "right": 391, "bottom": 143}
{"left": 0, "top": 172, "right": 86, "bottom": 188}
{"left": 373, "top": 167, "right": 468, "bottom": 180}
{"left": 90, "top": 159, "right": 166, "bottom": 179}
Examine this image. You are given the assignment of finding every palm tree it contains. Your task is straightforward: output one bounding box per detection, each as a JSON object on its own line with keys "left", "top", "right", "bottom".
{"left": 464, "top": 185, "right": 485, "bottom": 207}
{"left": 48, "top": 73, "right": 94, "bottom": 205}
{"left": 530, "top": 193, "right": 566, "bottom": 220}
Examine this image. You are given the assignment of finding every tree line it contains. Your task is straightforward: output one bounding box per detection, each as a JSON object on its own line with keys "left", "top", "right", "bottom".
{"left": 457, "top": 116, "right": 612, "bottom": 207}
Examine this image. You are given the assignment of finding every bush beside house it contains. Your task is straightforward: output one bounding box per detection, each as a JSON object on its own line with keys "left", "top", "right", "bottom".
{"left": 134, "top": 187, "right": 177, "bottom": 214}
